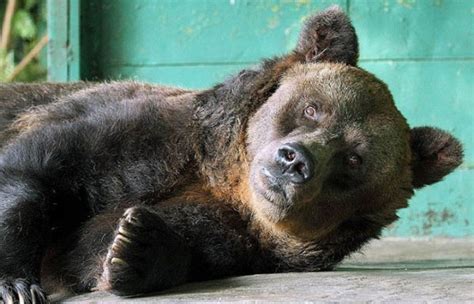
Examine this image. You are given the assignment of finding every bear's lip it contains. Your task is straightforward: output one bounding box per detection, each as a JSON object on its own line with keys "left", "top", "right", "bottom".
{"left": 258, "top": 167, "right": 289, "bottom": 206}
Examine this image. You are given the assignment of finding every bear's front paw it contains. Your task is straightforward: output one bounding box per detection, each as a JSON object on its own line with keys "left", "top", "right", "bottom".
{"left": 99, "top": 206, "right": 190, "bottom": 296}
{"left": 0, "top": 278, "right": 47, "bottom": 304}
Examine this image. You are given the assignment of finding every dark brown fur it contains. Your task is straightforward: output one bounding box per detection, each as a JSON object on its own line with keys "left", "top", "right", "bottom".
{"left": 0, "top": 6, "right": 463, "bottom": 303}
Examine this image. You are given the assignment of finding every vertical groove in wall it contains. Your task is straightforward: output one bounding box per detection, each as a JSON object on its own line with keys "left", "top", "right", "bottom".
{"left": 47, "top": 0, "right": 68, "bottom": 81}
{"left": 68, "top": 0, "right": 81, "bottom": 80}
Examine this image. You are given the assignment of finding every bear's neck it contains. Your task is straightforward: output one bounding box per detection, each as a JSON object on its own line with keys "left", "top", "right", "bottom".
{"left": 244, "top": 212, "right": 387, "bottom": 272}
{"left": 192, "top": 53, "right": 304, "bottom": 201}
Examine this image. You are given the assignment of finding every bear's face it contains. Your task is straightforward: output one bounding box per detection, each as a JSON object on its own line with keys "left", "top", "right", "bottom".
{"left": 246, "top": 63, "right": 462, "bottom": 239}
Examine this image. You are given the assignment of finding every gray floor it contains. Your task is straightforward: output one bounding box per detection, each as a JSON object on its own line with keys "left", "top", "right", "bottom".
{"left": 61, "top": 238, "right": 474, "bottom": 303}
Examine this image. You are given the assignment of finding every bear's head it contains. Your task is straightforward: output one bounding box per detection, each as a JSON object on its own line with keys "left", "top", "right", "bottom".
{"left": 245, "top": 6, "right": 463, "bottom": 240}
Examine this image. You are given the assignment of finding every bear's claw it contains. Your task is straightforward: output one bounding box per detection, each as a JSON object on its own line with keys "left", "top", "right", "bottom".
{"left": 0, "top": 279, "right": 47, "bottom": 304}
{"left": 100, "top": 207, "right": 166, "bottom": 295}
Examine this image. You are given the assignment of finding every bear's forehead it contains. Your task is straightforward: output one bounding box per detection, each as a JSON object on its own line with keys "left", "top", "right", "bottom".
{"left": 282, "top": 62, "right": 402, "bottom": 121}
{"left": 284, "top": 63, "right": 390, "bottom": 106}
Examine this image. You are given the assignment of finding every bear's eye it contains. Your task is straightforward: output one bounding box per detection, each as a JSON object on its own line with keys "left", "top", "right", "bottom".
{"left": 345, "top": 153, "right": 362, "bottom": 170}
{"left": 304, "top": 105, "right": 320, "bottom": 121}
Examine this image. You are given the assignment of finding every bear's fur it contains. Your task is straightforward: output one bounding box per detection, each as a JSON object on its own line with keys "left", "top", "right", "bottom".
{"left": 0, "top": 6, "right": 463, "bottom": 303}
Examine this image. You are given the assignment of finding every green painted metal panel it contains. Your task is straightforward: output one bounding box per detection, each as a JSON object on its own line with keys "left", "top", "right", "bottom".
{"left": 47, "top": 0, "right": 68, "bottom": 81}
{"left": 351, "top": 0, "right": 474, "bottom": 60}
{"left": 47, "top": 0, "right": 81, "bottom": 81}
{"left": 78, "top": 0, "right": 347, "bottom": 81}
{"left": 47, "top": 0, "right": 473, "bottom": 237}
{"left": 92, "top": 0, "right": 347, "bottom": 67}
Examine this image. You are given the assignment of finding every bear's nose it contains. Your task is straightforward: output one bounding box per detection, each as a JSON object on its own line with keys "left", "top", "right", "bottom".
{"left": 276, "top": 143, "right": 314, "bottom": 184}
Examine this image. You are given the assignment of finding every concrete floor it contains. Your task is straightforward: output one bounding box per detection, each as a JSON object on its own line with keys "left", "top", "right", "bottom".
{"left": 61, "top": 238, "right": 473, "bottom": 303}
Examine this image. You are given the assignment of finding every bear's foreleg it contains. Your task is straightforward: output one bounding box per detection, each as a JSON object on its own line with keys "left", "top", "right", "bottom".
{"left": 98, "top": 206, "right": 191, "bottom": 296}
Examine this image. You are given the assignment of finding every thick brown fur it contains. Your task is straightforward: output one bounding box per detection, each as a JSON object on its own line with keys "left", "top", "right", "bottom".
{"left": 0, "top": 6, "right": 463, "bottom": 303}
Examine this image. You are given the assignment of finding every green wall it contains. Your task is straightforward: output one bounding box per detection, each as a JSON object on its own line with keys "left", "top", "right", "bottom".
{"left": 48, "top": 0, "right": 473, "bottom": 237}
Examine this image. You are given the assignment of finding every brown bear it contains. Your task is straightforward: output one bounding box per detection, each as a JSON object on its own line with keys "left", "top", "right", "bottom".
{"left": 0, "top": 6, "right": 463, "bottom": 303}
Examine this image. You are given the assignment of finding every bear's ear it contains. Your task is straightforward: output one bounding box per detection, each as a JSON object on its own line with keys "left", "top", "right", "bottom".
{"left": 295, "top": 5, "right": 359, "bottom": 66}
{"left": 410, "top": 127, "right": 463, "bottom": 189}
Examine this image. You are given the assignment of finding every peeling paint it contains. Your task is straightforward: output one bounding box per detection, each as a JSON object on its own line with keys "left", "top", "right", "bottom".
{"left": 397, "top": 0, "right": 416, "bottom": 9}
